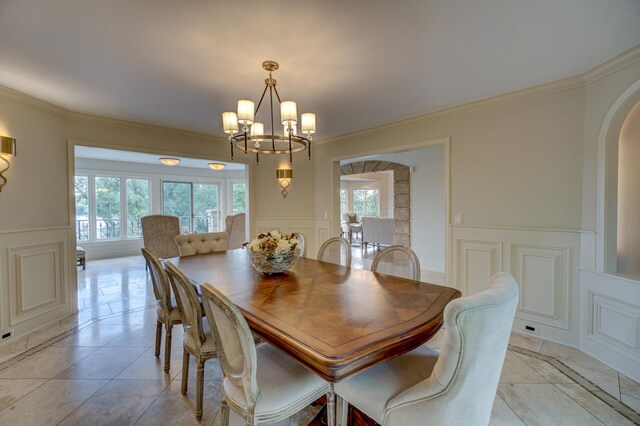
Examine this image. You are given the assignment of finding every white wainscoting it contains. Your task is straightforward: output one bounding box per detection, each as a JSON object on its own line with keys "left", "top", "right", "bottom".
{"left": 0, "top": 227, "right": 71, "bottom": 342}
{"left": 580, "top": 269, "right": 640, "bottom": 382}
{"left": 251, "top": 218, "right": 331, "bottom": 260}
{"left": 451, "top": 225, "right": 581, "bottom": 346}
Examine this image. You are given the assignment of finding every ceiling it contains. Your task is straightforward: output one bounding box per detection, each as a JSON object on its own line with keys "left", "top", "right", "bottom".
{"left": 74, "top": 146, "right": 246, "bottom": 171}
{"left": 1, "top": 1, "right": 639, "bottom": 139}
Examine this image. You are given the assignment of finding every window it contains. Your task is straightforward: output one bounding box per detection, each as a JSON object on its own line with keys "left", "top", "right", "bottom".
{"left": 162, "top": 181, "right": 221, "bottom": 234}
{"left": 74, "top": 176, "right": 90, "bottom": 241}
{"left": 353, "top": 189, "right": 379, "bottom": 217}
{"left": 75, "top": 175, "right": 151, "bottom": 241}
{"left": 126, "top": 178, "right": 150, "bottom": 238}
{"left": 95, "top": 177, "right": 121, "bottom": 239}
{"left": 232, "top": 183, "right": 247, "bottom": 214}
{"left": 340, "top": 188, "right": 348, "bottom": 216}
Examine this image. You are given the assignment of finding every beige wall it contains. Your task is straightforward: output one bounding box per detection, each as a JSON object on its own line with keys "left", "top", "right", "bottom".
{"left": 315, "top": 87, "right": 585, "bottom": 231}
{"left": 617, "top": 100, "right": 640, "bottom": 277}
{"left": 0, "top": 94, "right": 68, "bottom": 231}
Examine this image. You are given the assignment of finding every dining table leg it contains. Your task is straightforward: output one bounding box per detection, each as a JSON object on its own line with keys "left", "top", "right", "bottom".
{"left": 327, "top": 384, "right": 336, "bottom": 426}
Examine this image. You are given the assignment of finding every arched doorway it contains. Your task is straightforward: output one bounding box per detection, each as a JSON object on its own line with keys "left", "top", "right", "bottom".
{"left": 340, "top": 160, "right": 411, "bottom": 246}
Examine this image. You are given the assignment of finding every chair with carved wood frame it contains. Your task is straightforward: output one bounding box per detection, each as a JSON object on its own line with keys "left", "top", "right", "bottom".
{"left": 371, "top": 245, "right": 421, "bottom": 281}
{"left": 317, "top": 237, "right": 352, "bottom": 267}
{"left": 200, "top": 282, "right": 334, "bottom": 426}
{"left": 141, "top": 248, "right": 181, "bottom": 373}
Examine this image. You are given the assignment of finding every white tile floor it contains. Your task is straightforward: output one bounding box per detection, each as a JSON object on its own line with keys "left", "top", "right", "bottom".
{"left": 0, "top": 255, "right": 638, "bottom": 425}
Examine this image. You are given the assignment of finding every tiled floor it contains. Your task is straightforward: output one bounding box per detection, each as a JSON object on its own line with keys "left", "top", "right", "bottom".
{"left": 0, "top": 255, "right": 638, "bottom": 425}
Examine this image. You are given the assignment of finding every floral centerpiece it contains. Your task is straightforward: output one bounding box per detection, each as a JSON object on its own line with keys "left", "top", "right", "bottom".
{"left": 244, "top": 231, "right": 301, "bottom": 274}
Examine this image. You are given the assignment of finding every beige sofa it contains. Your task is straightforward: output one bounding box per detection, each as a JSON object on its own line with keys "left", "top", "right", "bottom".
{"left": 362, "top": 217, "right": 394, "bottom": 248}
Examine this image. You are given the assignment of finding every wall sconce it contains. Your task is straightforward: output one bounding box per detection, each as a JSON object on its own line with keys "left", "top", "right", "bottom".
{"left": 0, "top": 136, "right": 17, "bottom": 192}
{"left": 276, "top": 168, "right": 293, "bottom": 198}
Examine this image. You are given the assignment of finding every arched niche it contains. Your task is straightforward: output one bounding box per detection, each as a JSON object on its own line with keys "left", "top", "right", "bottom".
{"left": 597, "top": 79, "right": 640, "bottom": 274}
{"left": 340, "top": 160, "right": 411, "bottom": 246}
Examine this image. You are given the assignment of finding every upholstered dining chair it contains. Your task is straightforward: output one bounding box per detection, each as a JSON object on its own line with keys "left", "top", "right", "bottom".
{"left": 335, "top": 272, "right": 519, "bottom": 426}
{"left": 175, "top": 232, "right": 228, "bottom": 256}
{"left": 141, "top": 248, "right": 181, "bottom": 373}
{"left": 225, "top": 212, "right": 246, "bottom": 249}
{"left": 164, "top": 261, "right": 219, "bottom": 421}
{"left": 199, "top": 282, "right": 333, "bottom": 426}
{"left": 371, "top": 245, "right": 421, "bottom": 281}
{"left": 141, "top": 214, "right": 181, "bottom": 259}
{"left": 317, "top": 237, "right": 352, "bottom": 267}
{"left": 294, "top": 232, "right": 307, "bottom": 257}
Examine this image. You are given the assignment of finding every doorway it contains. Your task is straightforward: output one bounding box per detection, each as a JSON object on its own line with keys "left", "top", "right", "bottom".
{"left": 335, "top": 139, "right": 449, "bottom": 280}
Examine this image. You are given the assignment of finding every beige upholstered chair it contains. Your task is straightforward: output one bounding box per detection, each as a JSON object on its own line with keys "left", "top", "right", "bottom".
{"left": 317, "top": 237, "right": 352, "bottom": 267}
{"left": 225, "top": 213, "right": 246, "bottom": 249}
{"left": 371, "top": 245, "right": 421, "bottom": 281}
{"left": 335, "top": 272, "right": 519, "bottom": 426}
{"left": 200, "top": 282, "right": 333, "bottom": 426}
{"left": 141, "top": 248, "right": 182, "bottom": 372}
{"left": 175, "top": 232, "right": 228, "bottom": 256}
{"left": 141, "top": 214, "right": 181, "bottom": 259}
{"left": 294, "top": 232, "right": 307, "bottom": 257}
{"left": 164, "top": 261, "right": 219, "bottom": 421}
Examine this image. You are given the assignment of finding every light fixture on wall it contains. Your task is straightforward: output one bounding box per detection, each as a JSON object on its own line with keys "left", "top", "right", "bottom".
{"left": 159, "top": 157, "right": 180, "bottom": 166}
{"left": 276, "top": 168, "right": 293, "bottom": 198}
{"left": 0, "top": 136, "right": 17, "bottom": 192}
{"left": 222, "top": 60, "right": 316, "bottom": 165}
{"left": 208, "top": 162, "right": 226, "bottom": 170}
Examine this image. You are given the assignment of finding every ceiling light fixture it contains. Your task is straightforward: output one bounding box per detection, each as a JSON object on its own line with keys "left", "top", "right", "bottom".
{"left": 208, "top": 163, "right": 226, "bottom": 170}
{"left": 159, "top": 157, "right": 180, "bottom": 166}
{"left": 222, "top": 60, "right": 316, "bottom": 165}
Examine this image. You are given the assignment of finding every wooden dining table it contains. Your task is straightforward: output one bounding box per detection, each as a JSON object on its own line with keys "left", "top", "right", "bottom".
{"left": 165, "top": 249, "right": 461, "bottom": 383}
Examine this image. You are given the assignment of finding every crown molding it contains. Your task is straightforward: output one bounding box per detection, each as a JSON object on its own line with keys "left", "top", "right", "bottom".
{"left": 583, "top": 44, "right": 640, "bottom": 85}
{"left": 66, "top": 111, "right": 227, "bottom": 142}
{"left": 0, "top": 85, "right": 67, "bottom": 116}
{"left": 315, "top": 74, "right": 585, "bottom": 146}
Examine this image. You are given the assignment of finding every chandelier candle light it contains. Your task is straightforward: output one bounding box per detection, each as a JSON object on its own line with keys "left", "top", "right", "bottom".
{"left": 222, "top": 60, "right": 316, "bottom": 165}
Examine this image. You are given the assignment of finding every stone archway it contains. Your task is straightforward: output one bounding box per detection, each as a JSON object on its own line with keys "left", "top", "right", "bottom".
{"left": 340, "top": 160, "right": 410, "bottom": 246}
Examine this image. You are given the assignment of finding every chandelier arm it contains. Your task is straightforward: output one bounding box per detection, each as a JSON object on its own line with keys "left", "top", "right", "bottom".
{"left": 269, "top": 86, "right": 275, "bottom": 151}
{"left": 272, "top": 85, "right": 283, "bottom": 104}
{"left": 254, "top": 84, "right": 269, "bottom": 116}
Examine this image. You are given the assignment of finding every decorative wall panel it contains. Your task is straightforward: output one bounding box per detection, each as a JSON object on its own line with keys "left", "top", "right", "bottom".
{"left": 455, "top": 239, "right": 502, "bottom": 295}
{"left": 511, "top": 244, "right": 569, "bottom": 329}
{"left": 9, "top": 242, "right": 65, "bottom": 324}
{"left": 590, "top": 291, "right": 639, "bottom": 358}
{"left": 0, "top": 227, "right": 70, "bottom": 340}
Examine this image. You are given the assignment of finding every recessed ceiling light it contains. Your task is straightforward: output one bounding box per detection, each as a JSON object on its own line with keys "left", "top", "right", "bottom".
{"left": 160, "top": 157, "right": 180, "bottom": 166}
{"left": 208, "top": 163, "right": 226, "bottom": 170}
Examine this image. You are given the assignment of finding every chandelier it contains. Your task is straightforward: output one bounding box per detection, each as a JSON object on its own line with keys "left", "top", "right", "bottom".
{"left": 221, "top": 60, "right": 316, "bottom": 165}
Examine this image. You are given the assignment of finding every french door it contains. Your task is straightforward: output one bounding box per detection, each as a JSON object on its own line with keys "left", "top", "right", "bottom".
{"left": 162, "top": 181, "right": 220, "bottom": 234}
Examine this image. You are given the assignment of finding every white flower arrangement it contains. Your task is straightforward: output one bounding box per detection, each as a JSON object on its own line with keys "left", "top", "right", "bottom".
{"left": 244, "top": 231, "right": 301, "bottom": 273}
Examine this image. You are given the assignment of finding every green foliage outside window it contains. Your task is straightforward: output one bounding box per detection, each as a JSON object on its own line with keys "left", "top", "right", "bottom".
{"left": 353, "top": 189, "right": 379, "bottom": 217}
{"left": 95, "top": 177, "right": 121, "bottom": 239}
{"left": 233, "top": 183, "right": 246, "bottom": 214}
{"left": 126, "top": 179, "right": 150, "bottom": 238}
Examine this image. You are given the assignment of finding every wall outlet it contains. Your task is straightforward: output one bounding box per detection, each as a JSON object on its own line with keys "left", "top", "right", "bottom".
{"left": 454, "top": 213, "right": 463, "bottom": 225}
{"left": 1, "top": 330, "right": 13, "bottom": 341}
{"left": 523, "top": 324, "right": 539, "bottom": 334}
